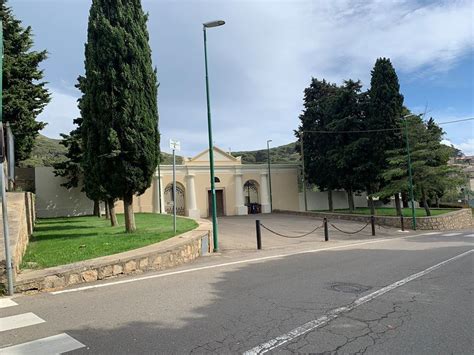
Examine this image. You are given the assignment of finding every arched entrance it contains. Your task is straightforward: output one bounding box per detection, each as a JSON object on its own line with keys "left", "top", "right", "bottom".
{"left": 244, "top": 180, "right": 260, "bottom": 214}
{"left": 164, "top": 182, "right": 186, "bottom": 216}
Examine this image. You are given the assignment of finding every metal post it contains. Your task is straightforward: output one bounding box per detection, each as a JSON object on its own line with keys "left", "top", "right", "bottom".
{"left": 404, "top": 117, "right": 417, "bottom": 230}
{"left": 300, "top": 132, "right": 308, "bottom": 211}
{"left": 256, "top": 219, "right": 262, "bottom": 250}
{"left": 1, "top": 21, "right": 14, "bottom": 295}
{"left": 6, "top": 122, "right": 14, "bottom": 191}
{"left": 157, "top": 158, "right": 162, "bottom": 213}
{"left": 400, "top": 214, "right": 405, "bottom": 231}
{"left": 323, "top": 217, "right": 329, "bottom": 241}
{"left": 267, "top": 140, "right": 273, "bottom": 212}
{"left": 203, "top": 26, "right": 219, "bottom": 251}
{"left": 172, "top": 149, "right": 176, "bottom": 234}
{"left": 371, "top": 215, "right": 375, "bottom": 236}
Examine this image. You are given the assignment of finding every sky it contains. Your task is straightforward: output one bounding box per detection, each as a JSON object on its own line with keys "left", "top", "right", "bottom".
{"left": 8, "top": 0, "right": 474, "bottom": 156}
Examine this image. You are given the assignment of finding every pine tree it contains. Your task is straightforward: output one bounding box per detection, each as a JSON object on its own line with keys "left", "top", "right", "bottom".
{"left": 82, "top": 0, "right": 159, "bottom": 232}
{"left": 296, "top": 78, "right": 340, "bottom": 211}
{"left": 379, "top": 115, "right": 463, "bottom": 216}
{"left": 1, "top": 0, "right": 50, "bottom": 161}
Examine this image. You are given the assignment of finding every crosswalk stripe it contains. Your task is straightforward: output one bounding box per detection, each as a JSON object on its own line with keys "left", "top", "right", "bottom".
{"left": 0, "top": 313, "right": 45, "bottom": 332}
{"left": 0, "top": 299, "right": 18, "bottom": 309}
{"left": 443, "top": 232, "right": 462, "bottom": 236}
{"left": 0, "top": 333, "right": 85, "bottom": 354}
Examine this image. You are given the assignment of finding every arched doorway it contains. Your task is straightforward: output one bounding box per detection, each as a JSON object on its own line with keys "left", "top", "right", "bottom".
{"left": 244, "top": 180, "right": 260, "bottom": 214}
{"left": 164, "top": 182, "right": 186, "bottom": 216}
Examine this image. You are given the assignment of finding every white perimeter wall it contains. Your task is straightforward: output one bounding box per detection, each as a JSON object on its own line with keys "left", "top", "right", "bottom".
{"left": 35, "top": 167, "right": 94, "bottom": 218}
{"left": 298, "top": 190, "right": 368, "bottom": 211}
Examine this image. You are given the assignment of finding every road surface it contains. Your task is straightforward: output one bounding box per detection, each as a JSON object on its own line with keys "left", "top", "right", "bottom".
{"left": 1, "top": 229, "right": 473, "bottom": 354}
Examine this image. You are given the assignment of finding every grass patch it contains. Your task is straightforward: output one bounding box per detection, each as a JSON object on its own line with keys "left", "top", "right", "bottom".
{"left": 22, "top": 213, "right": 198, "bottom": 269}
{"left": 313, "top": 207, "right": 457, "bottom": 217}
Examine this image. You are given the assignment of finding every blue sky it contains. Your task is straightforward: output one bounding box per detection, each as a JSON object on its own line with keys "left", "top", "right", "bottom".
{"left": 9, "top": 0, "right": 474, "bottom": 156}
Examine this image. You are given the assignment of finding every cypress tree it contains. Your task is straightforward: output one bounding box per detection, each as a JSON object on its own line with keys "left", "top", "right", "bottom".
{"left": 82, "top": 0, "right": 159, "bottom": 232}
{"left": 1, "top": 0, "right": 50, "bottom": 161}
{"left": 363, "top": 58, "right": 404, "bottom": 213}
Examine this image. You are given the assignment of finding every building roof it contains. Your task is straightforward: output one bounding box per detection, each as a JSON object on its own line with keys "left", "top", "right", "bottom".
{"left": 185, "top": 146, "right": 242, "bottom": 166}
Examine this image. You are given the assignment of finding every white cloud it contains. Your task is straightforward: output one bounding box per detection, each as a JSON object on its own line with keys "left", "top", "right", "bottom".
{"left": 29, "top": 0, "right": 473, "bottom": 154}
{"left": 442, "top": 138, "right": 474, "bottom": 155}
{"left": 38, "top": 87, "right": 79, "bottom": 138}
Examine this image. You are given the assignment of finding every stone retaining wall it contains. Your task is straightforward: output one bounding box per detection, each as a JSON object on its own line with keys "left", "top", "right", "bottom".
{"left": 1, "top": 192, "right": 35, "bottom": 287}
{"left": 15, "top": 220, "right": 212, "bottom": 293}
{"left": 275, "top": 208, "right": 473, "bottom": 230}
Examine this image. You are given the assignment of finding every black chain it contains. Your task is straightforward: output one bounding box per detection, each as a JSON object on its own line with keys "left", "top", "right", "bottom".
{"left": 260, "top": 223, "right": 323, "bottom": 239}
{"left": 329, "top": 222, "right": 370, "bottom": 235}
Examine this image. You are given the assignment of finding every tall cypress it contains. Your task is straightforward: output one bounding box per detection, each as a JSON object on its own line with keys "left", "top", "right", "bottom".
{"left": 363, "top": 58, "right": 404, "bottom": 213}
{"left": 1, "top": 0, "right": 50, "bottom": 161}
{"left": 82, "top": 0, "right": 159, "bottom": 232}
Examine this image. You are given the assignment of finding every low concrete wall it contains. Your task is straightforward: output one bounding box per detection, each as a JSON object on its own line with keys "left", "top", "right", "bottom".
{"left": 15, "top": 220, "right": 212, "bottom": 293}
{"left": 1, "top": 192, "right": 35, "bottom": 288}
{"left": 275, "top": 208, "right": 473, "bottom": 230}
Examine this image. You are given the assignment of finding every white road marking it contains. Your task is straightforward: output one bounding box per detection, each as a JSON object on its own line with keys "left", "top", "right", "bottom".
{"left": 463, "top": 234, "right": 474, "bottom": 238}
{"left": 0, "top": 333, "right": 85, "bottom": 354}
{"left": 0, "top": 298, "right": 18, "bottom": 309}
{"left": 52, "top": 236, "right": 414, "bottom": 295}
{"left": 243, "top": 249, "right": 474, "bottom": 355}
{"left": 0, "top": 313, "right": 45, "bottom": 332}
{"left": 423, "top": 232, "right": 441, "bottom": 235}
{"left": 443, "top": 232, "right": 462, "bottom": 236}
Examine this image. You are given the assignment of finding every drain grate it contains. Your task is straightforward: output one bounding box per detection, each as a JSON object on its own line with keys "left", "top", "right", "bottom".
{"left": 328, "top": 282, "right": 372, "bottom": 294}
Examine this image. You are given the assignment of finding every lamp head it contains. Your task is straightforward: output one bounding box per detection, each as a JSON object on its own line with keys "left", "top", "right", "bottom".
{"left": 204, "top": 20, "right": 225, "bottom": 28}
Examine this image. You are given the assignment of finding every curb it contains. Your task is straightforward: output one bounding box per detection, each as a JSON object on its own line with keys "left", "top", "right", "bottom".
{"left": 14, "top": 219, "right": 212, "bottom": 293}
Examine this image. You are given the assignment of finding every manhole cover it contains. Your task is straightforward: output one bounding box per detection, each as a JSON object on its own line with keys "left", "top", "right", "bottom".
{"left": 328, "top": 282, "right": 372, "bottom": 294}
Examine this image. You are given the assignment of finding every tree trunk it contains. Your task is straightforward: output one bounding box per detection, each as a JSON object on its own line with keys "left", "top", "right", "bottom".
{"left": 368, "top": 192, "right": 376, "bottom": 215}
{"left": 123, "top": 193, "right": 136, "bottom": 233}
{"left": 436, "top": 195, "right": 440, "bottom": 208}
{"left": 93, "top": 200, "right": 101, "bottom": 217}
{"left": 347, "top": 189, "right": 355, "bottom": 212}
{"left": 401, "top": 191, "right": 409, "bottom": 208}
{"left": 328, "top": 189, "right": 334, "bottom": 212}
{"left": 421, "top": 188, "right": 431, "bottom": 216}
{"left": 394, "top": 193, "right": 402, "bottom": 216}
{"left": 108, "top": 199, "right": 118, "bottom": 227}
{"left": 105, "top": 201, "right": 110, "bottom": 220}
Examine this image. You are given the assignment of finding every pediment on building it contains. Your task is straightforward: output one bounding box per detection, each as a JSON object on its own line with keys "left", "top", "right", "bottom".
{"left": 185, "top": 146, "right": 242, "bottom": 166}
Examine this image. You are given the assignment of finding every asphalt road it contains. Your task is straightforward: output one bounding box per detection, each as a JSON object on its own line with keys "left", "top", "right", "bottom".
{"left": 1, "top": 229, "right": 473, "bottom": 354}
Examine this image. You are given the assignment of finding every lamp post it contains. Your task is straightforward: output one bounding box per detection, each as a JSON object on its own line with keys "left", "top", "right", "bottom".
{"left": 403, "top": 114, "right": 416, "bottom": 230}
{"left": 267, "top": 140, "right": 273, "bottom": 212}
{"left": 1, "top": 21, "right": 14, "bottom": 295}
{"left": 203, "top": 20, "right": 225, "bottom": 252}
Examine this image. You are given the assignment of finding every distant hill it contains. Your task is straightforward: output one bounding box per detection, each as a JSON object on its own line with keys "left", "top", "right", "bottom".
{"left": 233, "top": 142, "right": 300, "bottom": 164}
{"left": 19, "top": 135, "right": 68, "bottom": 168}
{"left": 18, "top": 135, "right": 297, "bottom": 167}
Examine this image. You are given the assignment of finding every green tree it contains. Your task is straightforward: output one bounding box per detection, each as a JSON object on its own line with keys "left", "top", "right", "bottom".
{"left": 326, "top": 80, "right": 367, "bottom": 211}
{"left": 363, "top": 58, "right": 404, "bottom": 214}
{"left": 1, "top": 0, "right": 50, "bottom": 161}
{"left": 296, "top": 78, "right": 341, "bottom": 211}
{"left": 380, "top": 116, "right": 463, "bottom": 216}
{"left": 82, "top": 0, "right": 159, "bottom": 232}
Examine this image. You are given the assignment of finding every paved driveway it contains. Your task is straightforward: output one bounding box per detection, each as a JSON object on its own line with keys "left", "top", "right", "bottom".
{"left": 216, "top": 213, "right": 401, "bottom": 251}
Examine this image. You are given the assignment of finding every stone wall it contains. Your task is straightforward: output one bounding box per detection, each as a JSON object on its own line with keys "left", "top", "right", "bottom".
{"left": 0, "top": 192, "right": 35, "bottom": 288}
{"left": 275, "top": 208, "right": 473, "bottom": 231}
{"left": 15, "top": 220, "right": 212, "bottom": 293}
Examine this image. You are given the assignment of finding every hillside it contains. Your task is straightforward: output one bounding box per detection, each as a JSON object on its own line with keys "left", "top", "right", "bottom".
{"left": 18, "top": 135, "right": 297, "bottom": 167}
{"left": 19, "top": 135, "right": 68, "bottom": 168}
{"left": 233, "top": 142, "right": 300, "bottom": 164}
{"left": 18, "top": 135, "right": 182, "bottom": 167}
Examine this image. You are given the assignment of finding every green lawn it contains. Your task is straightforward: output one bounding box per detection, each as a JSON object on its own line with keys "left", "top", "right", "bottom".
{"left": 313, "top": 207, "right": 457, "bottom": 217}
{"left": 21, "top": 213, "right": 198, "bottom": 269}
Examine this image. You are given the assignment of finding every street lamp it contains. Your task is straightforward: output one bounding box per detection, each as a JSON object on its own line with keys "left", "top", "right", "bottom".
{"left": 403, "top": 114, "right": 417, "bottom": 230}
{"left": 267, "top": 140, "right": 273, "bottom": 212}
{"left": 203, "top": 19, "right": 225, "bottom": 252}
